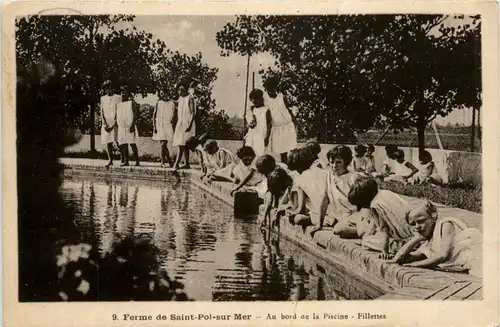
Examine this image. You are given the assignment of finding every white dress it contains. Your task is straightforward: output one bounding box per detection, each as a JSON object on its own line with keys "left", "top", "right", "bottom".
{"left": 414, "top": 217, "right": 482, "bottom": 277}
{"left": 295, "top": 166, "right": 328, "bottom": 225}
{"left": 244, "top": 105, "right": 270, "bottom": 156}
{"left": 116, "top": 100, "right": 138, "bottom": 144}
{"left": 100, "top": 94, "right": 121, "bottom": 145}
{"left": 172, "top": 94, "right": 196, "bottom": 146}
{"left": 205, "top": 148, "right": 239, "bottom": 179}
{"left": 152, "top": 100, "right": 174, "bottom": 142}
{"left": 264, "top": 93, "right": 298, "bottom": 154}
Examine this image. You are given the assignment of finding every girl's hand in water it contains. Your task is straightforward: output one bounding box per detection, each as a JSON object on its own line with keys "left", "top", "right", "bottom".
{"left": 379, "top": 252, "right": 392, "bottom": 260}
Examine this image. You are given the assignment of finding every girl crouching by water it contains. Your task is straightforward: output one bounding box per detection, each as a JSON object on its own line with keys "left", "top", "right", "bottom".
{"left": 387, "top": 200, "right": 482, "bottom": 277}
{"left": 202, "top": 140, "right": 238, "bottom": 184}
{"left": 347, "top": 177, "right": 414, "bottom": 259}
{"left": 230, "top": 146, "right": 265, "bottom": 196}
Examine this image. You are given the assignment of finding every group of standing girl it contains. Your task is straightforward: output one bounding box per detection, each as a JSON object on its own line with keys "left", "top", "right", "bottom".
{"left": 100, "top": 79, "right": 196, "bottom": 171}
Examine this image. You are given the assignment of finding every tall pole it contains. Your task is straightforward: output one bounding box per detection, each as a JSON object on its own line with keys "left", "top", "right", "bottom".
{"left": 471, "top": 107, "right": 476, "bottom": 152}
{"left": 243, "top": 54, "right": 251, "bottom": 133}
{"left": 252, "top": 72, "right": 255, "bottom": 90}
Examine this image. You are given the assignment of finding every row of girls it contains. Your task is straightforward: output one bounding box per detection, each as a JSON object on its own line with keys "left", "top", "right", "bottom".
{"left": 190, "top": 110, "right": 481, "bottom": 277}
{"left": 100, "top": 79, "right": 196, "bottom": 170}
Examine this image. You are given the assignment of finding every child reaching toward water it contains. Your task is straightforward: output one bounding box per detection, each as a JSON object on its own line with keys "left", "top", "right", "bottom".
{"left": 203, "top": 140, "right": 238, "bottom": 183}
{"left": 230, "top": 146, "right": 265, "bottom": 195}
{"left": 347, "top": 177, "right": 414, "bottom": 259}
{"left": 387, "top": 200, "right": 482, "bottom": 277}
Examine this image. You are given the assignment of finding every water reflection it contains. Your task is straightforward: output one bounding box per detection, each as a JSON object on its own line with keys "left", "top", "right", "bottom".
{"left": 60, "top": 175, "right": 379, "bottom": 301}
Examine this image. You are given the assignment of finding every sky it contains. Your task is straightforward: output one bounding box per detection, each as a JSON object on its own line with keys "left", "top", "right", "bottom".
{"left": 122, "top": 15, "right": 476, "bottom": 125}
{"left": 117, "top": 16, "right": 275, "bottom": 118}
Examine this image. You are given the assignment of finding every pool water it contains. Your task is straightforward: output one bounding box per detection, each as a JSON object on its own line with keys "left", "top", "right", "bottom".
{"left": 60, "top": 174, "right": 383, "bottom": 301}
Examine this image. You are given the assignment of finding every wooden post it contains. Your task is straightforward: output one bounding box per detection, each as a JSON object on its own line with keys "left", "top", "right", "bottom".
{"left": 252, "top": 72, "right": 255, "bottom": 90}
{"left": 243, "top": 54, "right": 251, "bottom": 133}
{"left": 431, "top": 120, "right": 444, "bottom": 150}
{"left": 374, "top": 127, "right": 390, "bottom": 145}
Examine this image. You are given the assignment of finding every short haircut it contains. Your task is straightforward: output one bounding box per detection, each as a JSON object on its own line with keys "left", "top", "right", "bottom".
{"left": 287, "top": 148, "right": 302, "bottom": 172}
{"left": 406, "top": 200, "right": 438, "bottom": 223}
{"left": 236, "top": 146, "right": 256, "bottom": 159}
{"left": 305, "top": 140, "right": 321, "bottom": 156}
{"left": 267, "top": 168, "right": 293, "bottom": 196}
{"left": 365, "top": 144, "right": 375, "bottom": 153}
{"left": 255, "top": 154, "right": 276, "bottom": 176}
{"left": 249, "top": 89, "right": 264, "bottom": 101}
{"left": 354, "top": 144, "right": 367, "bottom": 155}
{"left": 326, "top": 145, "right": 353, "bottom": 167}
{"left": 263, "top": 76, "right": 279, "bottom": 90}
{"left": 393, "top": 149, "right": 405, "bottom": 160}
{"left": 347, "top": 177, "right": 379, "bottom": 210}
{"left": 419, "top": 150, "right": 432, "bottom": 162}
{"left": 203, "top": 139, "right": 218, "bottom": 153}
{"left": 385, "top": 145, "right": 398, "bottom": 155}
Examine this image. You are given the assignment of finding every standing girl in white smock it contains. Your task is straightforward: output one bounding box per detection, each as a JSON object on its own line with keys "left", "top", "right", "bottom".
{"left": 173, "top": 81, "right": 196, "bottom": 170}
{"left": 153, "top": 93, "right": 175, "bottom": 168}
{"left": 116, "top": 85, "right": 140, "bottom": 166}
{"left": 263, "top": 76, "right": 298, "bottom": 164}
{"left": 244, "top": 89, "right": 272, "bottom": 156}
{"left": 100, "top": 80, "right": 121, "bottom": 168}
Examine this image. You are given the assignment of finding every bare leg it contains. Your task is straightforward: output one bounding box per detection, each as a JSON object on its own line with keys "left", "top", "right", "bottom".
{"left": 160, "top": 141, "right": 172, "bottom": 167}
{"left": 280, "top": 152, "right": 288, "bottom": 165}
{"left": 106, "top": 143, "right": 114, "bottom": 167}
{"left": 130, "top": 143, "right": 139, "bottom": 166}
{"left": 120, "top": 144, "right": 129, "bottom": 166}
{"left": 180, "top": 148, "right": 191, "bottom": 169}
{"left": 333, "top": 218, "right": 360, "bottom": 239}
{"left": 173, "top": 146, "right": 184, "bottom": 169}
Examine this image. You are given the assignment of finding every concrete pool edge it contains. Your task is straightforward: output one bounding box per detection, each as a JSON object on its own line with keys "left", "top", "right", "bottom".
{"left": 60, "top": 158, "right": 483, "bottom": 300}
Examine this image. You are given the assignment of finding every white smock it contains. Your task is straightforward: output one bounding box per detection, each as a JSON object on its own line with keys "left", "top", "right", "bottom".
{"left": 152, "top": 100, "right": 174, "bottom": 142}
{"left": 100, "top": 94, "right": 121, "bottom": 145}
{"left": 244, "top": 105, "right": 270, "bottom": 156}
{"left": 172, "top": 94, "right": 196, "bottom": 146}
{"left": 116, "top": 100, "right": 138, "bottom": 144}
{"left": 264, "top": 93, "right": 297, "bottom": 154}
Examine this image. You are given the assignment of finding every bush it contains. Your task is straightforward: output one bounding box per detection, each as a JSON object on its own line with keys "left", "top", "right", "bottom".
{"left": 379, "top": 181, "right": 482, "bottom": 213}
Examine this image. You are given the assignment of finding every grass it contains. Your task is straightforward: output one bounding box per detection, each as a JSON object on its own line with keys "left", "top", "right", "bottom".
{"left": 379, "top": 181, "right": 482, "bottom": 213}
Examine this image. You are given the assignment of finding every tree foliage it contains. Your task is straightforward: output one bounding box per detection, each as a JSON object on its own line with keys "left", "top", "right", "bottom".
{"left": 216, "top": 15, "right": 481, "bottom": 149}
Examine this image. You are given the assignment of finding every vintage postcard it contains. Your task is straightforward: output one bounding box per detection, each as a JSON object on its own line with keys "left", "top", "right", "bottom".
{"left": 2, "top": 0, "right": 499, "bottom": 326}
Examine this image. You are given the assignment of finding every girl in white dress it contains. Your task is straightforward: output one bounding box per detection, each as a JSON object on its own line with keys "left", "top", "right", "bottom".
{"left": 202, "top": 140, "right": 239, "bottom": 184}
{"left": 153, "top": 93, "right": 175, "bottom": 167}
{"left": 263, "top": 76, "right": 298, "bottom": 164}
{"left": 172, "top": 82, "right": 196, "bottom": 170}
{"left": 100, "top": 80, "right": 121, "bottom": 168}
{"left": 116, "top": 85, "right": 140, "bottom": 166}
{"left": 388, "top": 200, "right": 482, "bottom": 278}
{"left": 408, "top": 150, "right": 443, "bottom": 185}
{"left": 244, "top": 89, "right": 272, "bottom": 156}
{"left": 384, "top": 150, "right": 418, "bottom": 183}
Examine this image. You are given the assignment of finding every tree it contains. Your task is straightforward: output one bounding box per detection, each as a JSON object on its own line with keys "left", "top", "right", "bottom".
{"left": 217, "top": 15, "right": 481, "bottom": 150}
{"left": 16, "top": 15, "right": 165, "bottom": 151}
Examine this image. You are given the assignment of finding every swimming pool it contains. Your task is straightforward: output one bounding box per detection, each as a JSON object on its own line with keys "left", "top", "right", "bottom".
{"left": 60, "top": 174, "right": 384, "bottom": 301}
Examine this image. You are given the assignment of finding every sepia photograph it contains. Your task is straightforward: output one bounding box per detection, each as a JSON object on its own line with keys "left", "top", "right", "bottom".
{"left": 15, "top": 12, "right": 486, "bottom": 302}
{"left": 3, "top": 1, "right": 499, "bottom": 326}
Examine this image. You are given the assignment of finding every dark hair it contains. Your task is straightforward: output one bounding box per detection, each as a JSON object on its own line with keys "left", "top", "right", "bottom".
{"left": 348, "top": 177, "right": 379, "bottom": 210}
{"left": 236, "top": 146, "right": 256, "bottom": 159}
{"left": 263, "top": 76, "right": 279, "bottom": 91}
{"left": 185, "top": 136, "right": 199, "bottom": 151}
{"left": 385, "top": 145, "right": 399, "bottom": 158}
{"left": 203, "top": 140, "right": 218, "bottom": 153}
{"left": 305, "top": 140, "right": 321, "bottom": 156}
{"left": 354, "top": 144, "right": 367, "bottom": 156}
{"left": 287, "top": 148, "right": 301, "bottom": 172}
{"left": 365, "top": 144, "right": 375, "bottom": 153}
{"left": 267, "top": 168, "right": 293, "bottom": 196}
{"left": 326, "top": 145, "right": 353, "bottom": 167}
{"left": 255, "top": 154, "right": 276, "bottom": 176}
{"left": 178, "top": 79, "right": 191, "bottom": 90}
{"left": 249, "top": 89, "right": 264, "bottom": 101}
{"left": 419, "top": 150, "right": 432, "bottom": 162}
{"left": 393, "top": 149, "right": 405, "bottom": 160}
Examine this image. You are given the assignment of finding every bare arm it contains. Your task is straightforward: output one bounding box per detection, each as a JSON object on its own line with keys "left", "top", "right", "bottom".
{"left": 153, "top": 103, "right": 158, "bottom": 132}
{"left": 289, "top": 188, "right": 305, "bottom": 215}
{"left": 265, "top": 109, "right": 272, "bottom": 145}
{"left": 390, "top": 234, "right": 426, "bottom": 263}
{"left": 404, "top": 222, "right": 454, "bottom": 268}
{"left": 187, "top": 97, "right": 196, "bottom": 129}
{"left": 405, "top": 162, "right": 419, "bottom": 179}
{"left": 231, "top": 169, "right": 256, "bottom": 193}
{"left": 100, "top": 99, "right": 108, "bottom": 127}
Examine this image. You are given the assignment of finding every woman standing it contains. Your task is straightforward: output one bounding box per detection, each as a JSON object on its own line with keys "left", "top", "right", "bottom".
{"left": 172, "top": 81, "right": 196, "bottom": 170}
{"left": 116, "top": 85, "right": 140, "bottom": 166}
{"left": 153, "top": 92, "right": 175, "bottom": 168}
{"left": 263, "top": 76, "right": 298, "bottom": 164}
